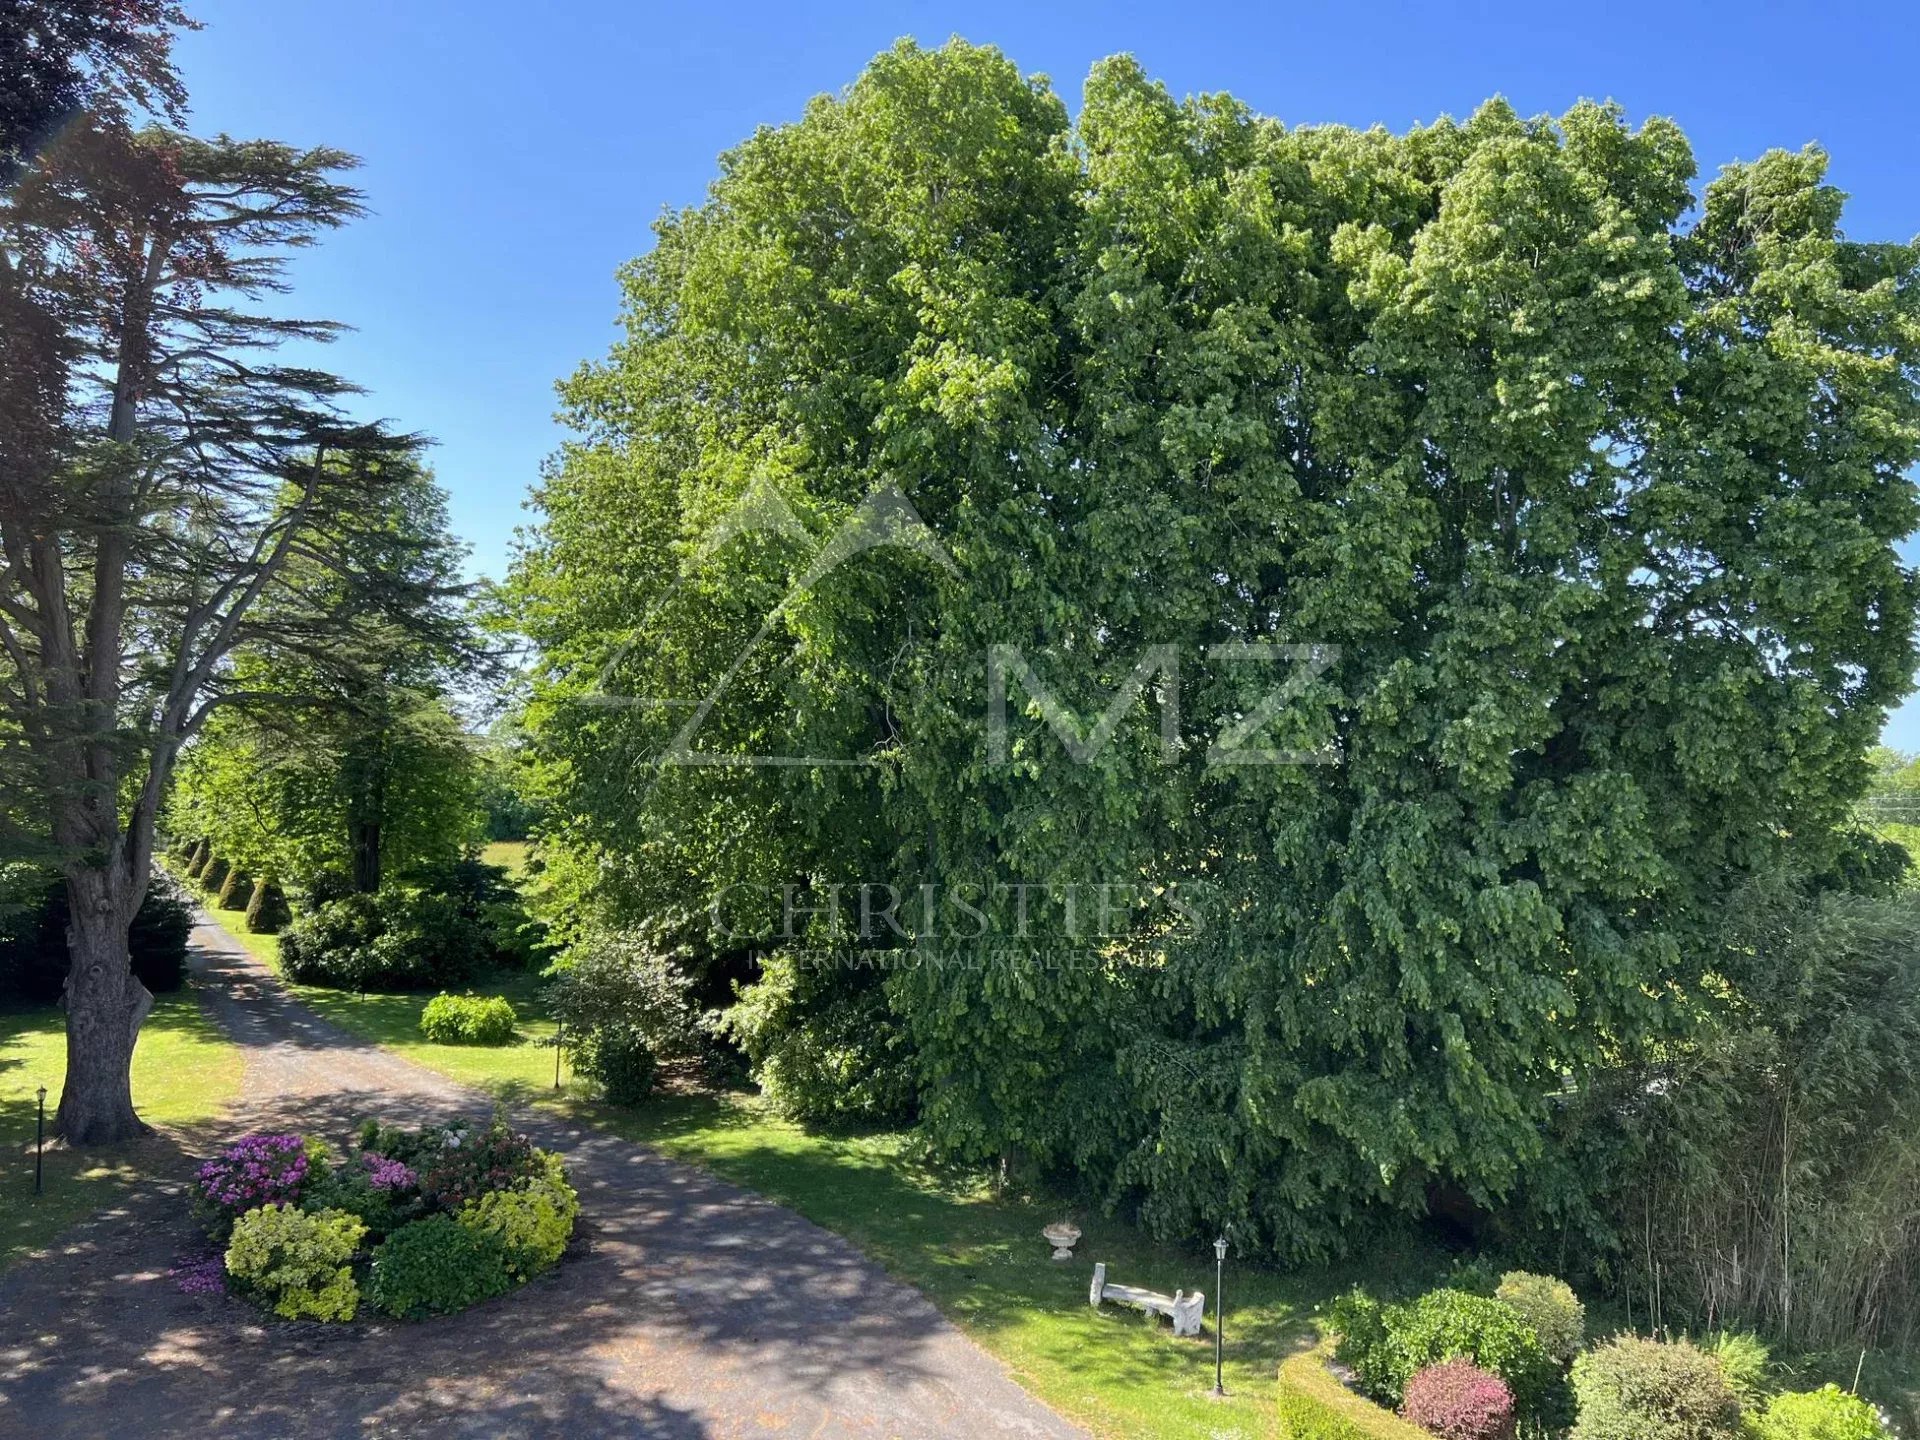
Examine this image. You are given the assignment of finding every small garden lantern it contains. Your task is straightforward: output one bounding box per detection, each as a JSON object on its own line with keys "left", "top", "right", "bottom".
{"left": 34, "top": 1086, "right": 46, "bottom": 1195}
{"left": 1211, "top": 1234, "right": 1228, "bottom": 1396}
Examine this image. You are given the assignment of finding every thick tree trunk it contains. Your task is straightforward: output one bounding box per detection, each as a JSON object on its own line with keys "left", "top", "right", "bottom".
{"left": 54, "top": 870, "right": 152, "bottom": 1145}
{"left": 349, "top": 817, "right": 381, "bottom": 893}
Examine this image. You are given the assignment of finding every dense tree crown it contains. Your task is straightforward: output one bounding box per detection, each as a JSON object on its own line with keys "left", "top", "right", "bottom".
{"left": 514, "top": 42, "right": 1920, "bottom": 1256}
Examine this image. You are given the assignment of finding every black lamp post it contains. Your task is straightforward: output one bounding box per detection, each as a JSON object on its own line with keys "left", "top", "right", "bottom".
{"left": 34, "top": 1086, "right": 47, "bottom": 1196}
{"left": 1211, "top": 1234, "right": 1228, "bottom": 1396}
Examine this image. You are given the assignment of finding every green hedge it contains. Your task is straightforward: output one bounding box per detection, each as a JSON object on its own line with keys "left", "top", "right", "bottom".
{"left": 1277, "top": 1346, "right": 1433, "bottom": 1439}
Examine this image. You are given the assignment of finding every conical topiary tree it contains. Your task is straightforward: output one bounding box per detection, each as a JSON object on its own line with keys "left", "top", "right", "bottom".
{"left": 199, "top": 856, "right": 229, "bottom": 895}
{"left": 184, "top": 839, "right": 210, "bottom": 880}
{"left": 244, "top": 877, "right": 292, "bottom": 935}
{"left": 215, "top": 867, "right": 252, "bottom": 911}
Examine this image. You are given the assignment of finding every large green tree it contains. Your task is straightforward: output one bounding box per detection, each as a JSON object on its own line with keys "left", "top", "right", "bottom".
{"left": 0, "top": 97, "right": 430, "bottom": 1141}
{"left": 515, "top": 41, "right": 1920, "bottom": 1255}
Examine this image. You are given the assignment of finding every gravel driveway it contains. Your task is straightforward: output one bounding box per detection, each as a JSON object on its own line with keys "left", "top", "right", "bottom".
{"left": 0, "top": 918, "right": 1085, "bottom": 1440}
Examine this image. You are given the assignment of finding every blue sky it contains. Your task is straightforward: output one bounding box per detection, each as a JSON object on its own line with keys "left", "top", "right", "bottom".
{"left": 174, "top": 0, "right": 1920, "bottom": 746}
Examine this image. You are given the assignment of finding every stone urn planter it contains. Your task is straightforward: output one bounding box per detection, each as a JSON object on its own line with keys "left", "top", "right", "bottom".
{"left": 1042, "top": 1222, "right": 1082, "bottom": 1261}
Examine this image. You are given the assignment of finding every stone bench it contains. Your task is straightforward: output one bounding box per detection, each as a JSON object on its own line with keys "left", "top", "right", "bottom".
{"left": 1088, "top": 1261, "right": 1205, "bottom": 1337}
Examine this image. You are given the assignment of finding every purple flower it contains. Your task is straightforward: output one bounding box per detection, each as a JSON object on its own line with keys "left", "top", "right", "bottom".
{"left": 168, "top": 1252, "right": 228, "bottom": 1297}
{"left": 361, "top": 1152, "right": 417, "bottom": 1192}
{"left": 194, "top": 1134, "right": 309, "bottom": 1220}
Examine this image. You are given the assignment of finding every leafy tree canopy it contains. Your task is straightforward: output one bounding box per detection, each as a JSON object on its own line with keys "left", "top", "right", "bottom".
{"left": 512, "top": 41, "right": 1920, "bottom": 1257}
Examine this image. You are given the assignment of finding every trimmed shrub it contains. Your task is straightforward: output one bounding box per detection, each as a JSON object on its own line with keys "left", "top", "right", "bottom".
{"left": 546, "top": 931, "right": 693, "bottom": 1104}
{"left": 1495, "top": 1271, "right": 1585, "bottom": 1364}
{"left": 419, "top": 992, "right": 517, "bottom": 1045}
{"left": 215, "top": 867, "right": 252, "bottom": 911}
{"left": 245, "top": 876, "right": 292, "bottom": 935}
{"left": 1747, "top": 1385, "right": 1889, "bottom": 1440}
{"left": 1570, "top": 1336, "right": 1742, "bottom": 1440}
{"left": 224, "top": 1203, "right": 365, "bottom": 1322}
{"left": 184, "top": 840, "right": 210, "bottom": 879}
{"left": 1335, "top": 1288, "right": 1556, "bottom": 1417}
{"left": 367, "top": 1214, "right": 512, "bottom": 1319}
{"left": 457, "top": 1155, "right": 577, "bottom": 1280}
{"left": 1400, "top": 1359, "right": 1518, "bottom": 1440}
{"left": 1277, "top": 1345, "right": 1434, "bottom": 1439}
{"left": 199, "top": 855, "right": 229, "bottom": 894}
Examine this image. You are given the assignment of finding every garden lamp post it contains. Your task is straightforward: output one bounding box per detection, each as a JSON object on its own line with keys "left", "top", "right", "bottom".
{"left": 1212, "top": 1234, "right": 1228, "bottom": 1396}
{"left": 34, "top": 1086, "right": 46, "bottom": 1195}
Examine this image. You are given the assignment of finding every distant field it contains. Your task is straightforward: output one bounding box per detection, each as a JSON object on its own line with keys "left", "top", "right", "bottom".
{"left": 480, "top": 840, "right": 532, "bottom": 877}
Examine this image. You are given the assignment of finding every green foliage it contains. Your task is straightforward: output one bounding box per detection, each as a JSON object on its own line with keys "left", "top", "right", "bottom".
{"left": 1531, "top": 883, "right": 1920, "bottom": 1349}
{"left": 367, "top": 1214, "right": 511, "bottom": 1319}
{"left": 419, "top": 991, "right": 517, "bottom": 1045}
{"left": 720, "top": 949, "right": 916, "bottom": 1123}
{"left": 1277, "top": 1347, "right": 1435, "bottom": 1439}
{"left": 214, "top": 867, "right": 251, "bottom": 911}
{"left": 244, "top": 876, "right": 291, "bottom": 934}
{"left": 456, "top": 1154, "right": 577, "bottom": 1281}
{"left": 1570, "top": 1336, "right": 1743, "bottom": 1440}
{"left": 1746, "top": 1386, "right": 1889, "bottom": 1440}
{"left": 298, "top": 1160, "right": 416, "bottom": 1239}
{"left": 511, "top": 38, "right": 1920, "bottom": 1264}
{"left": 1334, "top": 1288, "right": 1556, "bottom": 1417}
{"left": 1702, "top": 1332, "right": 1774, "bottom": 1409}
{"left": 280, "top": 889, "right": 488, "bottom": 991}
{"left": 546, "top": 931, "right": 694, "bottom": 1103}
{"left": 184, "top": 840, "right": 209, "bottom": 880}
{"left": 0, "top": 868, "right": 190, "bottom": 1001}
{"left": 1495, "top": 1271, "right": 1585, "bottom": 1364}
{"left": 223, "top": 1204, "right": 366, "bottom": 1322}
{"left": 198, "top": 855, "right": 228, "bottom": 894}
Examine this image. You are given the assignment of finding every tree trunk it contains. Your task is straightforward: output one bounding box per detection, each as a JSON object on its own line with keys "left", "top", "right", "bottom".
{"left": 54, "top": 869, "right": 152, "bottom": 1145}
{"left": 349, "top": 817, "right": 382, "bottom": 894}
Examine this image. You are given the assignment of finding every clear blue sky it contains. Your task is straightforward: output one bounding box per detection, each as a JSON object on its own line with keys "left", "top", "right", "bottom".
{"left": 174, "top": 0, "right": 1920, "bottom": 746}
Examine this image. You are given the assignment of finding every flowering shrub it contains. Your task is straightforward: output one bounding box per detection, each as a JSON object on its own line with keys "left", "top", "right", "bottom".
{"left": 224, "top": 1204, "right": 366, "bottom": 1322}
{"left": 418, "top": 1117, "right": 542, "bottom": 1210}
{"left": 458, "top": 1154, "right": 578, "bottom": 1281}
{"left": 1400, "top": 1359, "right": 1518, "bottom": 1440}
{"left": 193, "top": 1134, "right": 311, "bottom": 1241}
{"left": 190, "top": 1119, "right": 574, "bottom": 1324}
{"left": 362, "top": 1152, "right": 417, "bottom": 1191}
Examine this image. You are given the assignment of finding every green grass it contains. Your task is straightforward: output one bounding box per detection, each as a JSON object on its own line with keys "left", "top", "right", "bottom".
{"left": 230, "top": 927, "right": 570, "bottom": 1100}
{"left": 0, "top": 987, "right": 244, "bottom": 1269}
{"left": 480, "top": 840, "right": 533, "bottom": 877}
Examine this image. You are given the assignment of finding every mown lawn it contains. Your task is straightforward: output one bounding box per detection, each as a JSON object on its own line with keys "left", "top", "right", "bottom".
{"left": 0, "top": 987, "right": 244, "bottom": 1269}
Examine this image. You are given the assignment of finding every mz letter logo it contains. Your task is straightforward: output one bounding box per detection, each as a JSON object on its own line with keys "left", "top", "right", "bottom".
{"left": 581, "top": 479, "right": 956, "bottom": 771}
{"left": 986, "top": 642, "right": 1339, "bottom": 768}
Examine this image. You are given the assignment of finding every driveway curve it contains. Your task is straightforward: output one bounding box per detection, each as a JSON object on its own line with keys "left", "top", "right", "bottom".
{"left": 0, "top": 919, "right": 1086, "bottom": 1440}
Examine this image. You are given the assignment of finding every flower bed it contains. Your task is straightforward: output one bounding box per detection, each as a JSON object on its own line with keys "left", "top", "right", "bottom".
{"left": 182, "top": 1115, "right": 577, "bottom": 1322}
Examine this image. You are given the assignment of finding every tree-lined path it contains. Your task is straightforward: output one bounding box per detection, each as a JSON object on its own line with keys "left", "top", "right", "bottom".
{"left": 0, "top": 918, "right": 1084, "bottom": 1439}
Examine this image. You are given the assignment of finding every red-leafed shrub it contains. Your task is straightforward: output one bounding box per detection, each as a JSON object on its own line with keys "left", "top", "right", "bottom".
{"left": 1400, "top": 1359, "right": 1518, "bottom": 1440}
